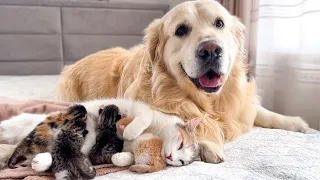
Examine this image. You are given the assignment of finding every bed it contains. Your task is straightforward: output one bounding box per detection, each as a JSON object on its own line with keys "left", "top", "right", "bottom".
{"left": 0, "top": 75, "right": 319, "bottom": 180}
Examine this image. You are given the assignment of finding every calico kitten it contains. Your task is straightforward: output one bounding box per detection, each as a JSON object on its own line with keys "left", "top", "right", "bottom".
{"left": 7, "top": 105, "right": 87, "bottom": 168}
{"left": 51, "top": 113, "right": 96, "bottom": 180}
{"left": 88, "top": 105, "right": 124, "bottom": 165}
{"left": 113, "top": 116, "right": 201, "bottom": 173}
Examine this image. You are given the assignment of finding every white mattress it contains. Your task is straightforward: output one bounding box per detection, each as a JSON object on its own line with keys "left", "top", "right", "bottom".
{"left": 1, "top": 75, "right": 319, "bottom": 180}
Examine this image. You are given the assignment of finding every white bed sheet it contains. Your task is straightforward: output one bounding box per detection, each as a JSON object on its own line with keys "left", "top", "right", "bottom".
{"left": 1, "top": 75, "right": 319, "bottom": 180}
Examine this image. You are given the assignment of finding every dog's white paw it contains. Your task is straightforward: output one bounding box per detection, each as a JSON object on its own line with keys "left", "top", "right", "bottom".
{"left": 32, "top": 152, "right": 52, "bottom": 172}
{"left": 111, "top": 152, "right": 134, "bottom": 167}
{"left": 199, "top": 140, "right": 225, "bottom": 164}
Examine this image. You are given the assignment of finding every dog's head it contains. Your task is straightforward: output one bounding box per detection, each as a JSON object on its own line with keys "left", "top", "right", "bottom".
{"left": 145, "top": 0, "right": 245, "bottom": 94}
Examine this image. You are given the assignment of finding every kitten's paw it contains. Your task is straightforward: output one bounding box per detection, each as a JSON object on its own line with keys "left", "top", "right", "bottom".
{"left": 111, "top": 152, "right": 134, "bottom": 167}
{"left": 123, "top": 128, "right": 140, "bottom": 140}
{"left": 199, "top": 141, "right": 224, "bottom": 164}
{"left": 32, "top": 152, "right": 52, "bottom": 172}
{"left": 123, "top": 118, "right": 146, "bottom": 140}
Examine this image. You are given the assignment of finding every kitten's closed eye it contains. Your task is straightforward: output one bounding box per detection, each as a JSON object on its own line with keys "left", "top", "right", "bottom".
{"left": 179, "top": 160, "right": 185, "bottom": 165}
{"left": 178, "top": 141, "right": 183, "bottom": 150}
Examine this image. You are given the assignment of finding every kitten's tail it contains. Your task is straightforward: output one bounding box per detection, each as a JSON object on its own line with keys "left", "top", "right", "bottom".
{"left": 75, "top": 156, "right": 96, "bottom": 179}
{"left": 129, "top": 159, "right": 165, "bottom": 173}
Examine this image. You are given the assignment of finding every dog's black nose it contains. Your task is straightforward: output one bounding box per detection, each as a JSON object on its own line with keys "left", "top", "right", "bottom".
{"left": 197, "top": 40, "right": 222, "bottom": 62}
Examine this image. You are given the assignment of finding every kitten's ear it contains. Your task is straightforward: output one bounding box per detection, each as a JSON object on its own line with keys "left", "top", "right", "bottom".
{"left": 185, "top": 117, "right": 201, "bottom": 131}
{"left": 98, "top": 108, "right": 103, "bottom": 115}
{"left": 98, "top": 104, "right": 105, "bottom": 115}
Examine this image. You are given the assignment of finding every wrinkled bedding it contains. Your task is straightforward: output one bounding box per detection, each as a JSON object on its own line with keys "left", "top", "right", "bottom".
{"left": 0, "top": 96, "right": 71, "bottom": 121}
{"left": 0, "top": 75, "right": 319, "bottom": 180}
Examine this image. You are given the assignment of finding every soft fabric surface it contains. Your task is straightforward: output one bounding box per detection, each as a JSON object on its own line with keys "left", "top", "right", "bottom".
{"left": 0, "top": 75, "right": 319, "bottom": 180}
{"left": 96, "top": 128, "right": 320, "bottom": 180}
{"left": 0, "top": 76, "right": 58, "bottom": 100}
{"left": 0, "top": 96, "right": 71, "bottom": 121}
{"left": 0, "top": 164, "right": 128, "bottom": 180}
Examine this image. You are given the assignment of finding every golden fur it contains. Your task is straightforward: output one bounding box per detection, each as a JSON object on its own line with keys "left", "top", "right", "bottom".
{"left": 57, "top": 0, "right": 309, "bottom": 163}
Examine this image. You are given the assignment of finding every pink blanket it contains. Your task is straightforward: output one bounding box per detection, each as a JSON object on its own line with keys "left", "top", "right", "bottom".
{"left": 0, "top": 164, "right": 128, "bottom": 180}
{"left": 0, "top": 96, "right": 71, "bottom": 121}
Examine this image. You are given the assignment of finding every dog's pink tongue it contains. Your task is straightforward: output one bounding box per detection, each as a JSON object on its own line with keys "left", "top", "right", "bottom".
{"left": 199, "top": 75, "right": 221, "bottom": 87}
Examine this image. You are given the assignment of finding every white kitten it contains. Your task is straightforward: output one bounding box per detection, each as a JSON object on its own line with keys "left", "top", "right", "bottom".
{"left": 112, "top": 114, "right": 201, "bottom": 169}
{"left": 0, "top": 113, "right": 47, "bottom": 145}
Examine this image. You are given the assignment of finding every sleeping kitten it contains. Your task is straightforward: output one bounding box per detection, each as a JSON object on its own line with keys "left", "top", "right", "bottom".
{"left": 88, "top": 105, "right": 124, "bottom": 165}
{"left": 7, "top": 105, "right": 87, "bottom": 168}
{"left": 51, "top": 112, "right": 96, "bottom": 180}
{"left": 112, "top": 116, "right": 201, "bottom": 173}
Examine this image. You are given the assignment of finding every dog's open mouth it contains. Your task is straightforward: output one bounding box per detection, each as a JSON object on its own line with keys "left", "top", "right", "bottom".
{"left": 180, "top": 63, "right": 222, "bottom": 93}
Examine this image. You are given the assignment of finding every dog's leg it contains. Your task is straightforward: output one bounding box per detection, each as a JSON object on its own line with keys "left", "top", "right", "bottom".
{"left": 254, "top": 105, "right": 310, "bottom": 133}
{"left": 198, "top": 140, "right": 224, "bottom": 164}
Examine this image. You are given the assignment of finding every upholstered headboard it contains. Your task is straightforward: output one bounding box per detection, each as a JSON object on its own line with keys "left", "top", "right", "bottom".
{"left": 0, "top": 0, "right": 169, "bottom": 75}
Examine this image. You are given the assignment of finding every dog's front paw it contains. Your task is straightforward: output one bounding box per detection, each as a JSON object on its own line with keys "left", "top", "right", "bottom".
{"left": 32, "top": 152, "right": 52, "bottom": 172}
{"left": 111, "top": 152, "right": 134, "bottom": 167}
{"left": 199, "top": 140, "right": 224, "bottom": 164}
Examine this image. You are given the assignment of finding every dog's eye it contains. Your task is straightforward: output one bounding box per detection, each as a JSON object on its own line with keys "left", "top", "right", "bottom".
{"left": 178, "top": 141, "right": 183, "bottom": 150}
{"left": 175, "top": 25, "right": 189, "bottom": 37}
{"left": 215, "top": 19, "right": 224, "bottom": 29}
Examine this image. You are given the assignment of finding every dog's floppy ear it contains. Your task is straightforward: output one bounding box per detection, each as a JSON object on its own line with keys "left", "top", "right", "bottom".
{"left": 144, "top": 19, "right": 165, "bottom": 62}
{"left": 232, "top": 16, "right": 246, "bottom": 57}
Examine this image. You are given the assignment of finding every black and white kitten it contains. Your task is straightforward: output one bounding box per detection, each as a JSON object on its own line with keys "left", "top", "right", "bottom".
{"left": 88, "top": 105, "right": 124, "bottom": 165}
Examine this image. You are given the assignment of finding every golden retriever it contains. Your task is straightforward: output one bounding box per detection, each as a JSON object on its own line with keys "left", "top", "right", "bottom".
{"left": 57, "top": 0, "right": 309, "bottom": 163}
